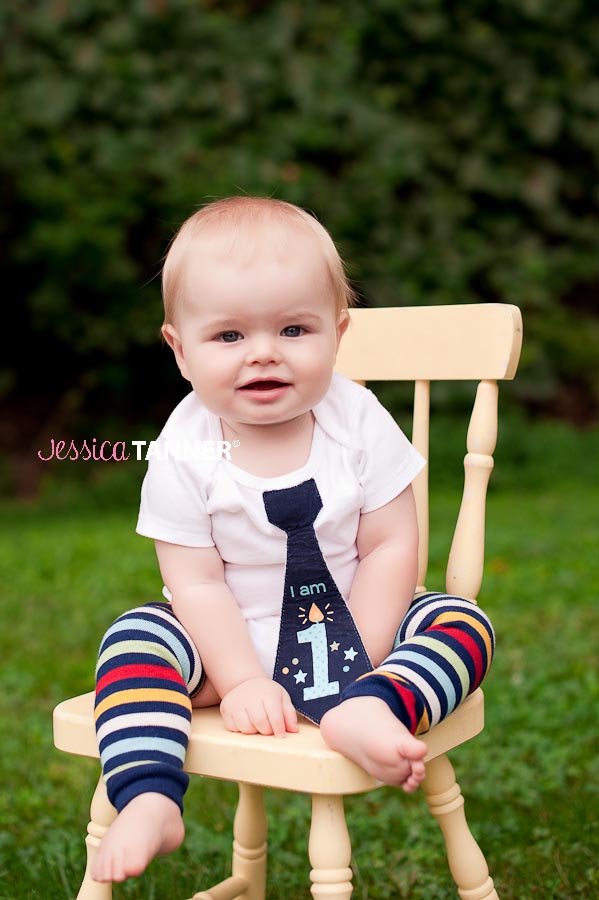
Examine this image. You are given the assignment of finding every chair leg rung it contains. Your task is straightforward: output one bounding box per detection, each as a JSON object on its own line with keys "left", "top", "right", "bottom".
{"left": 190, "top": 875, "right": 248, "bottom": 899}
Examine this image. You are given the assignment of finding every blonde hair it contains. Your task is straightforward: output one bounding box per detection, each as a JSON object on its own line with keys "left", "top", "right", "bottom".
{"left": 161, "top": 196, "right": 357, "bottom": 324}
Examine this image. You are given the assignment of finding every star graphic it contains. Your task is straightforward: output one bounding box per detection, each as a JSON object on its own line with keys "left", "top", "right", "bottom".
{"left": 294, "top": 670, "right": 307, "bottom": 684}
{"left": 330, "top": 641, "right": 340, "bottom": 651}
{"left": 344, "top": 647, "right": 358, "bottom": 661}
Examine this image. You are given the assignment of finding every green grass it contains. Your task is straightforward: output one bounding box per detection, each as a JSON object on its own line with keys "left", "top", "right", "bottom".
{"left": 0, "top": 417, "right": 597, "bottom": 899}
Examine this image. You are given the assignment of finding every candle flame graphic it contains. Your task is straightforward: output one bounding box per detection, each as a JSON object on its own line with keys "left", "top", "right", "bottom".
{"left": 308, "top": 603, "right": 324, "bottom": 623}
{"left": 298, "top": 604, "right": 335, "bottom": 625}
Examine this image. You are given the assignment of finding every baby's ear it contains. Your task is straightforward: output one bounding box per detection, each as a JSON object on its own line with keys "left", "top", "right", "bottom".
{"left": 162, "top": 324, "right": 191, "bottom": 382}
{"left": 336, "top": 309, "right": 350, "bottom": 347}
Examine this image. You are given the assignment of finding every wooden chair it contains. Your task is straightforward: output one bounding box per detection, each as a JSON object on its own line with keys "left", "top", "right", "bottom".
{"left": 53, "top": 302, "right": 523, "bottom": 900}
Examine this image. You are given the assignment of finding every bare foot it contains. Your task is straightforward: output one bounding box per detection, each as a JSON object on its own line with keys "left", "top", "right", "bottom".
{"left": 92, "top": 792, "right": 185, "bottom": 883}
{"left": 320, "top": 696, "right": 428, "bottom": 792}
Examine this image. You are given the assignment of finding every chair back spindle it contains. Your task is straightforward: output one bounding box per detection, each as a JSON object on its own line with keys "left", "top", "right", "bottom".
{"left": 411, "top": 380, "right": 430, "bottom": 592}
{"left": 446, "top": 379, "right": 499, "bottom": 602}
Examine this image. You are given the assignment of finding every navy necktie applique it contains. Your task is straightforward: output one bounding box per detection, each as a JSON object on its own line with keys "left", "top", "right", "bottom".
{"left": 263, "top": 478, "right": 372, "bottom": 724}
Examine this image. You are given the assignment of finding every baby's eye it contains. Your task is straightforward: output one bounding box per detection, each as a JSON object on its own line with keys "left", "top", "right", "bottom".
{"left": 217, "top": 331, "right": 243, "bottom": 343}
{"left": 281, "top": 325, "right": 305, "bottom": 338}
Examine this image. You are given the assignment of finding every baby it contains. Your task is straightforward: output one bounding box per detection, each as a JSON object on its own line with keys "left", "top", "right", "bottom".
{"left": 92, "top": 197, "right": 495, "bottom": 883}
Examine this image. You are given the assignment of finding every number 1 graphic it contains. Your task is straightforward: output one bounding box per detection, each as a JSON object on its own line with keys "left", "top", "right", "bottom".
{"left": 297, "top": 621, "right": 340, "bottom": 701}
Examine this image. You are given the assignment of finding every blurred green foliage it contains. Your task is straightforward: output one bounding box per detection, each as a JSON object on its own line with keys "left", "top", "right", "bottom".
{"left": 0, "top": 0, "right": 597, "bottom": 484}
{"left": 1, "top": 419, "right": 598, "bottom": 897}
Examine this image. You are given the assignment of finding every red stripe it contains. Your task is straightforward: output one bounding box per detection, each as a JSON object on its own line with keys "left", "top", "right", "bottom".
{"left": 97, "top": 663, "right": 184, "bottom": 695}
{"left": 390, "top": 681, "right": 419, "bottom": 733}
{"left": 430, "top": 624, "right": 485, "bottom": 689}
{"left": 452, "top": 627, "right": 485, "bottom": 687}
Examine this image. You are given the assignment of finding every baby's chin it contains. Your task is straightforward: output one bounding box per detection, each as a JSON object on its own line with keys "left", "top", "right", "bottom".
{"left": 220, "top": 407, "right": 315, "bottom": 432}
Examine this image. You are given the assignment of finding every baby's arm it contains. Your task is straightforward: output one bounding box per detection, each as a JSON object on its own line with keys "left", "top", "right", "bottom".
{"left": 349, "top": 485, "right": 419, "bottom": 666}
{"left": 154, "top": 540, "right": 298, "bottom": 738}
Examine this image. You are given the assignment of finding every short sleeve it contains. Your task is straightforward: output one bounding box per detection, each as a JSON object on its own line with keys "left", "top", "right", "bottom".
{"left": 136, "top": 440, "right": 215, "bottom": 547}
{"left": 358, "top": 389, "right": 426, "bottom": 514}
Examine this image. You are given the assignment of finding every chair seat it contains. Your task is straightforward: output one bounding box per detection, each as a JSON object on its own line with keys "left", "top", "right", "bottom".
{"left": 53, "top": 689, "right": 484, "bottom": 796}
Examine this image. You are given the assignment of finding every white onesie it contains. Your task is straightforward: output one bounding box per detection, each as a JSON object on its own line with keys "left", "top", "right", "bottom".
{"left": 136, "top": 372, "right": 425, "bottom": 676}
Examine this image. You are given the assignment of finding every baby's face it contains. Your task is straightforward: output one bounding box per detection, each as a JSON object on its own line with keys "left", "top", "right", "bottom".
{"left": 163, "top": 236, "right": 349, "bottom": 432}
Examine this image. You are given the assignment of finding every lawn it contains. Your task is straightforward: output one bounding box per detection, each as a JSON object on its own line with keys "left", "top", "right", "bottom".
{"left": 0, "top": 416, "right": 597, "bottom": 899}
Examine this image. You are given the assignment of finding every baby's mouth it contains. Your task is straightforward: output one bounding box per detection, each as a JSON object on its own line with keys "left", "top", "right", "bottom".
{"left": 240, "top": 380, "right": 290, "bottom": 391}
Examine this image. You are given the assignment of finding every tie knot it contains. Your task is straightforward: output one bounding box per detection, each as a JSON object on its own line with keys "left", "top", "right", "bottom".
{"left": 263, "top": 479, "right": 323, "bottom": 533}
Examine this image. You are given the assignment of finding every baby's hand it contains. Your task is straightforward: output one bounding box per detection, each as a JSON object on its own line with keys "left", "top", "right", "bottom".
{"left": 220, "top": 677, "right": 299, "bottom": 738}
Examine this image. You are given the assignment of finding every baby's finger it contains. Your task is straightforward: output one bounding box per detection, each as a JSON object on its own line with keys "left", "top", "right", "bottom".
{"left": 266, "top": 701, "right": 288, "bottom": 739}
{"left": 282, "top": 695, "right": 299, "bottom": 733}
{"left": 220, "top": 705, "right": 236, "bottom": 733}
{"left": 233, "top": 708, "right": 259, "bottom": 735}
{"left": 248, "top": 702, "right": 275, "bottom": 736}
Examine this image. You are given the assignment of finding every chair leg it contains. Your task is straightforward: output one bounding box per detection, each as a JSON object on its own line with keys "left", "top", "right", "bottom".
{"left": 231, "top": 782, "right": 267, "bottom": 900}
{"left": 423, "top": 754, "right": 499, "bottom": 900}
{"left": 308, "top": 794, "right": 353, "bottom": 900}
{"left": 75, "top": 773, "right": 117, "bottom": 900}
{"left": 190, "top": 782, "right": 267, "bottom": 900}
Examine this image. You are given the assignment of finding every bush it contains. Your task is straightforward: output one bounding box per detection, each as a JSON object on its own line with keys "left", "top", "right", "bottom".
{"left": 1, "top": 0, "right": 597, "bottom": 491}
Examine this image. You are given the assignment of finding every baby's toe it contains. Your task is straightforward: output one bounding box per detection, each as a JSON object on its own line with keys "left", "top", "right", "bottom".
{"left": 413, "top": 759, "right": 426, "bottom": 778}
{"left": 92, "top": 851, "right": 110, "bottom": 883}
{"left": 401, "top": 773, "right": 421, "bottom": 793}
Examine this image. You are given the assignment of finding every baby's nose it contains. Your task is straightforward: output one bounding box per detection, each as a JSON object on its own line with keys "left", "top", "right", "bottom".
{"left": 245, "top": 335, "right": 282, "bottom": 365}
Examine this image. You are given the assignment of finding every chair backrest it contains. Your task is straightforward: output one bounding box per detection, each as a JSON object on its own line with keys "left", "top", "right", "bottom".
{"left": 334, "top": 303, "right": 523, "bottom": 601}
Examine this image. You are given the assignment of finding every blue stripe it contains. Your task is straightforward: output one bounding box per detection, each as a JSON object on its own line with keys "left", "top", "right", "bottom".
{"left": 101, "top": 736, "right": 186, "bottom": 766}
{"left": 103, "top": 749, "right": 185, "bottom": 776}
{"left": 99, "top": 725, "right": 189, "bottom": 753}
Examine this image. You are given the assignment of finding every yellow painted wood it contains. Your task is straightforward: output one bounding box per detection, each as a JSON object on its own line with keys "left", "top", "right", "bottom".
{"left": 447, "top": 380, "right": 498, "bottom": 601}
{"left": 309, "top": 795, "right": 353, "bottom": 899}
{"left": 54, "top": 303, "right": 522, "bottom": 899}
{"left": 335, "top": 304, "right": 522, "bottom": 381}
{"left": 75, "top": 776, "right": 116, "bottom": 900}
{"left": 412, "top": 379, "right": 430, "bottom": 591}
{"left": 189, "top": 877, "right": 248, "bottom": 900}
{"left": 54, "top": 689, "right": 484, "bottom": 786}
{"left": 423, "top": 755, "right": 499, "bottom": 900}
{"left": 231, "top": 783, "right": 267, "bottom": 900}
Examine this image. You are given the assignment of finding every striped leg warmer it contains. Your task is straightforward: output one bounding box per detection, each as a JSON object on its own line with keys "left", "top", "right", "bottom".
{"left": 95, "top": 602, "right": 203, "bottom": 812}
{"left": 340, "top": 593, "right": 495, "bottom": 735}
